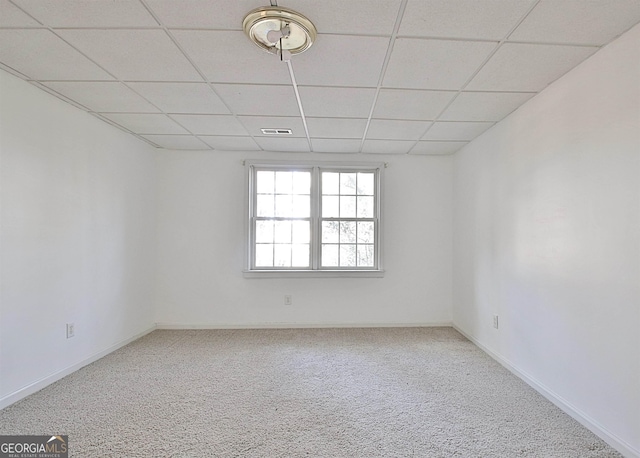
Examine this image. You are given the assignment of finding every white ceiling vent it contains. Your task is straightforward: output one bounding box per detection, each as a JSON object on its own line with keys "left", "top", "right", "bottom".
{"left": 261, "top": 128, "right": 293, "bottom": 135}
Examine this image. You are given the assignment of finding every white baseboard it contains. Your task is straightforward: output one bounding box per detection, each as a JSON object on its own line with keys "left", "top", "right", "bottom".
{"left": 453, "top": 325, "right": 639, "bottom": 458}
{"left": 156, "top": 321, "right": 453, "bottom": 329}
{"left": 0, "top": 325, "right": 157, "bottom": 410}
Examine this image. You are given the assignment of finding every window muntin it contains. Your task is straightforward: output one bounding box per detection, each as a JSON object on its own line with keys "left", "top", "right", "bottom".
{"left": 248, "top": 163, "right": 381, "bottom": 272}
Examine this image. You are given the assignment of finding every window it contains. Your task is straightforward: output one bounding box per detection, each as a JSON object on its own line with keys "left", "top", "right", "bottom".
{"left": 245, "top": 161, "right": 383, "bottom": 277}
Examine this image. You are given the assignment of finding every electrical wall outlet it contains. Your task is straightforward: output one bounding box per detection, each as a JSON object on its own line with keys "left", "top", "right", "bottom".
{"left": 284, "top": 295, "right": 292, "bottom": 305}
{"left": 66, "top": 323, "right": 75, "bottom": 338}
{"left": 493, "top": 315, "right": 499, "bottom": 329}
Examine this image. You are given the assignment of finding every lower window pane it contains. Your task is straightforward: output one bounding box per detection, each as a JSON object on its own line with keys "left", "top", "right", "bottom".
{"left": 257, "top": 194, "right": 274, "bottom": 217}
{"left": 340, "top": 244, "right": 356, "bottom": 267}
{"left": 357, "top": 244, "right": 375, "bottom": 267}
{"left": 357, "top": 221, "right": 374, "bottom": 243}
{"left": 292, "top": 244, "right": 310, "bottom": 267}
{"left": 256, "top": 220, "right": 274, "bottom": 243}
{"left": 292, "top": 221, "right": 310, "bottom": 243}
{"left": 274, "top": 221, "right": 292, "bottom": 243}
{"left": 322, "top": 221, "right": 339, "bottom": 243}
{"left": 340, "top": 221, "right": 357, "bottom": 243}
{"left": 322, "top": 244, "right": 339, "bottom": 267}
{"left": 274, "top": 244, "right": 292, "bottom": 267}
{"left": 255, "top": 244, "right": 273, "bottom": 267}
{"left": 322, "top": 196, "right": 339, "bottom": 217}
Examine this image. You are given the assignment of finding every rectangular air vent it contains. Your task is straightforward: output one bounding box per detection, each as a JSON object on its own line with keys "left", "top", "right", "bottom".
{"left": 261, "top": 128, "right": 293, "bottom": 135}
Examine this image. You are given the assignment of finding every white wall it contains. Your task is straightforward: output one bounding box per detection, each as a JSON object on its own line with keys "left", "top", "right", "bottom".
{"left": 0, "top": 70, "right": 157, "bottom": 405}
{"left": 453, "top": 24, "right": 640, "bottom": 456}
{"left": 155, "top": 151, "right": 452, "bottom": 327}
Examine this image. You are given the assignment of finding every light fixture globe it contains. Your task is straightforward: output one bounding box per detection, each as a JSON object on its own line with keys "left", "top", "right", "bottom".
{"left": 242, "top": 6, "right": 317, "bottom": 55}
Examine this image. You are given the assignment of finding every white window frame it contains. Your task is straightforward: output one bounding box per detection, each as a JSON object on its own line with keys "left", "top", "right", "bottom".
{"left": 243, "top": 160, "right": 385, "bottom": 278}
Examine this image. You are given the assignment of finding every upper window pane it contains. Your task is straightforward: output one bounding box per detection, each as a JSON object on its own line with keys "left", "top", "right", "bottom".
{"left": 293, "top": 195, "right": 310, "bottom": 217}
{"left": 275, "top": 171, "right": 293, "bottom": 194}
{"left": 322, "top": 172, "right": 339, "bottom": 195}
{"left": 292, "top": 172, "right": 310, "bottom": 195}
{"left": 256, "top": 171, "right": 274, "bottom": 194}
{"left": 322, "top": 196, "right": 339, "bottom": 218}
{"left": 340, "top": 173, "right": 357, "bottom": 195}
{"left": 275, "top": 195, "right": 293, "bottom": 217}
{"left": 357, "top": 196, "right": 374, "bottom": 218}
{"left": 340, "top": 196, "right": 356, "bottom": 218}
{"left": 256, "top": 194, "right": 274, "bottom": 217}
{"left": 257, "top": 170, "right": 311, "bottom": 218}
{"left": 357, "top": 172, "right": 374, "bottom": 195}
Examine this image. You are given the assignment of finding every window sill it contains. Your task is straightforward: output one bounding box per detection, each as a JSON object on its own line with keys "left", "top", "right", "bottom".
{"left": 243, "top": 269, "right": 385, "bottom": 279}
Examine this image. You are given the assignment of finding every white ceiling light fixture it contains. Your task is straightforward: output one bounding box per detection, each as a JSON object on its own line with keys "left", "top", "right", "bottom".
{"left": 242, "top": 6, "right": 317, "bottom": 58}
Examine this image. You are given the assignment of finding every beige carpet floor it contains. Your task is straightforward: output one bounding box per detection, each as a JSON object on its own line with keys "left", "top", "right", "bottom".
{"left": 0, "top": 327, "right": 621, "bottom": 457}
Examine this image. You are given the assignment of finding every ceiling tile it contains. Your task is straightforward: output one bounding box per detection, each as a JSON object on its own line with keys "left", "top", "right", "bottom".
{"left": 367, "top": 119, "right": 431, "bottom": 141}
{"left": 467, "top": 43, "right": 598, "bottom": 92}
{"left": 399, "top": 0, "right": 534, "bottom": 40}
{"left": 383, "top": 38, "right": 497, "bottom": 90}
{"left": 42, "top": 82, "right": 159, "bottom": 113}
{"left": 213, "top": 84, "right": 300, "bottom": 116}
{"left": 57, "top": 29, "right": 202, "bottom": 82}
{"left": 14, "top": 0, "right": 157, "bottom": 27}
{"left": 297, "top": 86, "right": 376, "bottom": 118}
{"left": 311, "top": 138, "right": 362, "bottom": 154}
{"left": 409, "top": 141, "right": 468, "bottom": 155}
{"left": 373, "top": 89, "right": 455, "bottom": 120}
{"left": 171, "top": 30, "right": 291, "bottom": 85}
{"left": 254, "top": 137, "right": 311, "bottom": 152}
{"left": 509, "top": 0, "right": 640, "bottom": 45}
{"left": 238, "top": 116, "right": 306, "bottom": 138}
{"left": 422, "top": 121, "right": 494, "bottom": 141}
{"left": 142, "top": 135, "right": 211, "bottom": 150}
{"left": 292, "top": 35, "right": 390, "bottom": 87}
{"left": 170, "top": 114, "right": 249, "bottom": 135}
{"left": 0, "top": 29, "right": 112, "bottom": 80}
{"left": 306, "top": 118, "right": 367, "bottom": 139}
{"left": 145, "top": 0, "right": 259, "bottom": 29}
{"left": 440, "top": 91, "right": 535, "bottom": 121}
{"left": 0, "top": 0, "right": 40, "bottom": 26}
{"left": 101, "top": 113, "right": 188, "bottom": 134}
{"left": 362, "top": 140, "right": 415, "bottom": 154}
{"left": 287, "top": 0, "right": 402, "bottom": 35}
{"left": 127, "top": 82, "right": 230, "bottom": 114}
{"left": 198, "top": 136, "right": 261, "bottom": 151}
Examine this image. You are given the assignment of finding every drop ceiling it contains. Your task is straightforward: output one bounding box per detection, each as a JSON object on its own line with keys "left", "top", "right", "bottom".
{"left": 1, "top": 0, "right": 639, "bottom": 155}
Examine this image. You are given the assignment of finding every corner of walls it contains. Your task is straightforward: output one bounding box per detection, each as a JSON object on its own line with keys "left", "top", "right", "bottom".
{"left": 451, "top": 24, "right": 640, "bottom": 457}
{"left": 0, "top": 70, "right": 158, "bottom": 407}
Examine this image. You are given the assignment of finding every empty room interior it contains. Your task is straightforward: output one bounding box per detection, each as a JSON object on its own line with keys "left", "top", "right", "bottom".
{"left": 0, "top": 0, "right": 639, "bottom": 457}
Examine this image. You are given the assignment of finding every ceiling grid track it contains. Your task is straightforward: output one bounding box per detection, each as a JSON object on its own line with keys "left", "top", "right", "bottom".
{"left": 3, "top": 0, "right": 637, "bottom": 154}
{"left": 408, "top": 0, "right": 543, "bottom": 152}
{"left": 358, "top": 0, "right": 409, "bottom": 154}
{"left": 138, "top": 0, "right": 263, "bottom": 151}
{"left": 6, "top": 0, "right": 186, "bottom": 149}
{"left": 286, "top": 60, "right": 313, "bottom": 152}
